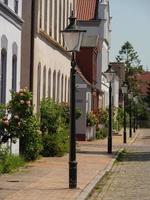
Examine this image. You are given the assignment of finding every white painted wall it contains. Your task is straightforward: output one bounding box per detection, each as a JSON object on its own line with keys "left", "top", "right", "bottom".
{"left": 33, "top": 37, "right": 71, "bottom": 110}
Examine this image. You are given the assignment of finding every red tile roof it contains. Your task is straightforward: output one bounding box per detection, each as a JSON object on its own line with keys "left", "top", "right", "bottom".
{"left": 135, "top": 72, "right": 150, "bottom": 96}
{"left": 76, "top": 0, "right": 97, "bottom": 20}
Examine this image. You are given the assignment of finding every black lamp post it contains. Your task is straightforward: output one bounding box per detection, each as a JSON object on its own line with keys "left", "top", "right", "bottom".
{"left": 121, "top": 82, "right": 128, "bottom": 143}
{"left": 61, "top": 12, "right": 86, "bottom": 189}
{"left": 104, "top": 65, "right": 116, "bottom": 154}
{"left": 133, "top": 96, "right": 138, "bottom": 132}
{"left": 128, "top": 93, "right": 133, "bottom": 138}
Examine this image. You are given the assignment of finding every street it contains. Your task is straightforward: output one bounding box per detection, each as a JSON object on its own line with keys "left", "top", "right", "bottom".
{"left": 88, "top": 129, "right": 150, "bottom": 200}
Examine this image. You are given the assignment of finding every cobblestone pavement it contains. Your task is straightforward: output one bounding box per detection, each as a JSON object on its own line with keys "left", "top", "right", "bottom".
{"left": 87, "top": 129, "right": 150, "bottom": 200}
{"left": 0, "top": 129, "right": 134, "bottom": 200}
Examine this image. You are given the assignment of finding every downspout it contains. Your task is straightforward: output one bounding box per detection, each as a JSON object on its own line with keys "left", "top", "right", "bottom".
{"left": 30, "top": 0, "right": 35, "bottom": 92}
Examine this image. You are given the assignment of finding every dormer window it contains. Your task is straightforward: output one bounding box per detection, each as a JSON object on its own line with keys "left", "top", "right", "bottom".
{"left": 14, "top": 0, "right": 18, "bottom": 14}
{"left": 4, "top": 0, "right": 8, "bottom": 5}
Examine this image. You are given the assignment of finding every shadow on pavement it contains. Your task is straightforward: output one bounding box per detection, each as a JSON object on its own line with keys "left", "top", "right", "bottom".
{"left": 124, "top": 152, "right": 150, "bottom": 162}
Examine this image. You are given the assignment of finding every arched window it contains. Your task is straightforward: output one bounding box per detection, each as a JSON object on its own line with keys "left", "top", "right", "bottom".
{"left": 53, "top": 70, "right": 56, "bottom": 101}
{"left": 4, "top": 0, "right": 8, "bottom": 5}
{"left": 44, "top": 0, "right": 48, "bottom": 31}
{"left": 57, "top": 71, "right": 60, "bottom": 102}
{"left": 14, "top": 0, "right": 18, "bottom": 14}
{"left": 48, "top": 68, "right": 51, "bottom": 97}
{"left": 0, "top": 49, "right": 7, "bottom": 104}
{"left": 12, "top": 55, "right": 17, "bottom": 91}
{"left": 68, "top": 78, "right": 70, "bottom": 104}
{"left": 54, "top": 0, "right": 57, "bottom": 40}
{"left": 59, "top": 0, "right": 62, "bottom": 43}
{"left": 61, "top": 74, "right": 64, "bottom": 102}
{"left": 49, "top": 0, "right": 53, "bottom": 36}
{"left": 39, "top": 0, "right": 42, "bottom": 28}
{"left": 37, "top": 63, "right": 41, "bottom": 112}
{"left": 43, "top": 66, "right": 46, "bottom": 98}
{"left": 64, "top": 76, "right": 67, "bottom": 102}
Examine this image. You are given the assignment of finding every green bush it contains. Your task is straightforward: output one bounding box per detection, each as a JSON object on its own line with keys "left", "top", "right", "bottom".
{"left": 87, "top": 111, "right": 97, "bottom": 127}
{"left": 0, "top": 148, "right": 25, "bottom": 173}
{"left": 40, "top": 99, "right": 62, "bottom": 134}
{"left": 40, "top": 99, "right": 69, "bottom": 157}
{"left": 96, "top": 128, "right": 108, "bottom": 139}
{"left": 41, "top": 125, "right": 68, "bottom": 157}
{"left": 5, "top": 88, "right": 43, "bottom": 161}
{"left": 19, "top": 116, "right": 43, "bottom": 161}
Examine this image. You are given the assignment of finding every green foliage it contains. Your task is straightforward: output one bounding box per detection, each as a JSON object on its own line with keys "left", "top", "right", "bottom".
{"left": 116, "top": 149, "right": 127, "bottom": 162}
{"left": 96, "top": 128, "right": 107, "bottom": 139}
{"left": 19, "top": 116, "right": 43, "bottom": 161}
{"left": 116, "top": 107, "right": 124, "bottom": 131}
{"left": 116, "top": 41, "right": 144, "bottom": 93}
{"left": 40, "top": 99, "right": 62, "bottom": 134}
{"left": 40, "top": 98, "right": 69, "bottom": 157}
{"left": 0, "top": 88, "right": 43, "bottom": 161}
{"left": 60, "top": 102, "right": 82, "bottom": 126}
{"left": 96, "top": 108, "right": 108, "bottom": 127}
{"left": 87, "top": 111, "right": 97, "bottom": 127}
{"left": 41, "top": 126, "right": 68, "bottom": 157}
{"left": 0, "top": 148, "right": 25, "bottom": 173}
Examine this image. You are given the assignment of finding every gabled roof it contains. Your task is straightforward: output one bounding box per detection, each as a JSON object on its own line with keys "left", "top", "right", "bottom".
{"left": 76, "top": 0, "right": 98, "bottom": 21}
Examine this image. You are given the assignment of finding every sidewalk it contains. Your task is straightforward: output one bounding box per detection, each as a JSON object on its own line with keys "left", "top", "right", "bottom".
{"left": 0, "top": 129, "right": 139, "bottom": 200}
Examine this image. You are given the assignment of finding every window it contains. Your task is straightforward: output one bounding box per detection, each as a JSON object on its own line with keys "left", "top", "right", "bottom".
{"left": 39, "top": 0, "right": 42, "bottom": 28}
{"left": 57, "top": 71, "right": 60, "bottom": 102}
{"left": 54, "top": 0, "right": 57, "bottom": 40}
{"left": 14, "top": 0, "right": 18, "bottom": 14}
{"left": 37, "top": 63, "right": 41, "bottom": 112}
{"left": 4, "top": 0, "right": 8, "bottom": 5}
{"left": 61, "top": 75, "right": 64, "bottom": 102}
{"left": 49, "top": 0, "right": 52, "bottom": 36}
{"left": 0, "top": 49, "right": 7, "bottom": 104}
{"left": 59, "top": 0, "right": 62, "bottom": 43}
{"left": 44, "top": 0, "right": 48, "bottom": 31}
{"left": 48, "top": 68, "right": 51, "bottom": 97}
{"left": 43, "top": 66, "right": 46, "bottom": 98}
{"left": 12, "top": 55, "right": 17, "bottom": 91}
{"left": 53, "top": 70, "right": 56, "bottom": 101}
{"left": 64, "top": 76, "right": 67, "bottom": 102}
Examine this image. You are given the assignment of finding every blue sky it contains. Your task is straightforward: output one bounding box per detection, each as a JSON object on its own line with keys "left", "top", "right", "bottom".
{"left": 109, "top": 0, "right": 150, "bottom": 70}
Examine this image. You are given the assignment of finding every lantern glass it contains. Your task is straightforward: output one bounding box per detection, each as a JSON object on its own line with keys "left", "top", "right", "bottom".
{"left": 121, "top": 83, "right": 128, "bottom": 94}
{"left": 104, "top": 66, "right": 116, "bottom": 82}
{"left": 62, "top": 32, "right": 83, "bottom": 52}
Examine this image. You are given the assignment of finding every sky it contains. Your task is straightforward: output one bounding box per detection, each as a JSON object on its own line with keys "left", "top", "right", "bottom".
{"left": 109, "top": 0, "right": 150, "bottom": 70}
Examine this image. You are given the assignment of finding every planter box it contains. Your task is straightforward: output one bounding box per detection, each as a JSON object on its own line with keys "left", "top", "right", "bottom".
{"left": 86, "top": 126, "right": 96, "bottom": 141}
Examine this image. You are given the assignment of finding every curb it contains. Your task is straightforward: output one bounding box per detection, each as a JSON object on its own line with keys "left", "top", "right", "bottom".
{"left": 76, "top": 150, "right": 121, "bottom": 200}
{"left": 76, "top": 129, "right": 140, "bottom": 200}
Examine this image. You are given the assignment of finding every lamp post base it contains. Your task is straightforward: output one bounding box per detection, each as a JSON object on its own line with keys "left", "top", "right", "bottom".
{"left": 69, "top": 161, "right": 77, "bottom": 189}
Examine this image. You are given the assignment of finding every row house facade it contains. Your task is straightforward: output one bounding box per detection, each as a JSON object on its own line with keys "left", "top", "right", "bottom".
{"left": 0, "top": 0, "right": 22, "bottom": 103}
{"left": 21, "top": 0, "right": 75, "bottom": 112}
{"left": 76, "top": 0, "right": 112, "bottom": 108}
{"left": 0, "top": 0, "right": 23, "bottom": 153}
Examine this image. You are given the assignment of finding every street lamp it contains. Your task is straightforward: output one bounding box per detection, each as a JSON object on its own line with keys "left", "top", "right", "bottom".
{"left": 121, "top": 82, "right": 128, "bottom": 143}
{"left": 104, "top": 64, "right": 116, "bottom": 154}
{"left": 61, "top": 12, "right": 86, "bottom": 189}
{"left": 128, "top": 92, "right": 133, "bottom": 138}
{"left": 133, "top": 96, "right": 138, "bottom": 132}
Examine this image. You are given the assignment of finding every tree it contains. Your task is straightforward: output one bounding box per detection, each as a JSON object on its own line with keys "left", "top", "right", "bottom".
{"left": 116, "top": 41, "right": 143, "bottom": 74}
{"left": 116, "top": 41, "right": 144, "bottom": 92}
